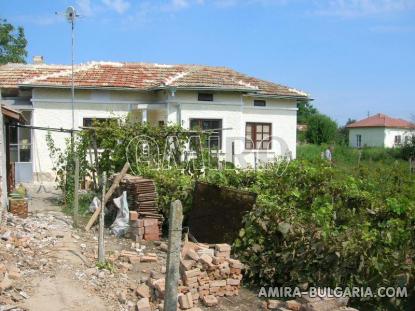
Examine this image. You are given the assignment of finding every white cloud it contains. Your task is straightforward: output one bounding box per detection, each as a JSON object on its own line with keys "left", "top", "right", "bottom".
{"left": 76, "top": 0, "right": 93, "bottom": 16}
{"left": 314, "top": 0, "right": 415, "bottom": 17}
{"left": 102, "top": 0, "right": 131, "bottom": 14}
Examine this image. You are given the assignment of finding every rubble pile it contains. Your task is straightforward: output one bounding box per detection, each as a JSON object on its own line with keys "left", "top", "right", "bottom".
{"left": 264, "top": 296, "right": 359, "bottom": 311}
{"left": 144, "top": 242, "right": 243, "bottom": 310}
{"left": 0, "top": 212, "right": 72, "bottom": 307}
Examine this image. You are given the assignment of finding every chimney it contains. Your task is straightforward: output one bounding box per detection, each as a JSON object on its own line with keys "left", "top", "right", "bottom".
{"left": 32, "top": 55, "right": 44, "bottom": 65}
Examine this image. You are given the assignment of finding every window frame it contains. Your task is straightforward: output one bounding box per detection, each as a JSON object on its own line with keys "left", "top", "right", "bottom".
{"left": 356, "top": 134, "right": 362, "bottom": 148}
{"left": 82, "top": 117, "right": 116, "bottom": 127}
{"left": 197, "top": 93, "right": 214, "bottom": 102}
{"left": 9, "top": 110, "right": 32, "bottom": 163}
{"left": 253, "top": 99, "right": 266, "bottom": 107}
{"left": 245, "top": 122, "right": 272, "bottom": 150}
{"left": 394, "top": 135, "right": 402, "bottom": 145}
{"left": 189, "top": 118, "right": 223, "bottom": 150}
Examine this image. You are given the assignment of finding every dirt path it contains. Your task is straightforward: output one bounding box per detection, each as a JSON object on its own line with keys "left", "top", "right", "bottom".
{"left": 1, "top": 183, "right": 265, "bottom": 311}
{"left": 21, "top": 225, "right": 109, "bottom": 311}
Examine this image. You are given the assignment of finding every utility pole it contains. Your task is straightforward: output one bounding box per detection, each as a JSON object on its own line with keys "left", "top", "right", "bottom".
{"left": 65, "top": 6, "right": 78, "bottom": 138}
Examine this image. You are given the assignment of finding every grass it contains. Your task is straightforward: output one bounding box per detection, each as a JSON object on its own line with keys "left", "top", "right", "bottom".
{"left": 297, "top": 144, "right": 409, "bottom": 173}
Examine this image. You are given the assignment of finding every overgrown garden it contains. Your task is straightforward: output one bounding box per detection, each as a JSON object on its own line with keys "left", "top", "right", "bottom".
{"left": 47, "top": 118, "right": 415, "bottom": 310}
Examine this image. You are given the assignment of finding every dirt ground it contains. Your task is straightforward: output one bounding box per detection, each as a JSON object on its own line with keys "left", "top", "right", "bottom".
{"left": 0, "top": 183, "right": 264, "bottom": 311}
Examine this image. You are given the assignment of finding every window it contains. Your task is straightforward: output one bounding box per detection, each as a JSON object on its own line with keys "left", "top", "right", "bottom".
{"left": 254, "top": 100, "right": 266, "bottom": 107}
{"left": 198, "top": 93, "right": 213, "bottom": 102}
{"left": 9, "top": 111, "right": 32, "bottom": 163}
{"left": 245, "top": 122, "right": 272, "bottom": 150}
{"left": 356, "top": 135, "right": 362, "bottom": 148}
{"left": 395, "top": 135, "right": 402, "bottom": 145}
{"left": 83, "top": 117, "right": 116, "bottom": 127}
{"left": 190, "top": 119, "right": 222, "bottom": 149}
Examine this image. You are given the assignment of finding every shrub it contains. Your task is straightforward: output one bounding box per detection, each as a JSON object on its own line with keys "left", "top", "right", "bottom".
{"left": 233, "top": 161, "right": 415, "bottom": 310}
{"left": 305, "top": 114, "right": 338, "bottom": 145}
{"left": 401, "top": 135, "right": 415, "bottom": 160}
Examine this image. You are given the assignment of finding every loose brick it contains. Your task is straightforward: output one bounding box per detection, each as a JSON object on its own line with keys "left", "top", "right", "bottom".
{"left": 129, "top": 211, "right": 138, "bottom": 221}
{"left": 136, "top": 298, "right": 151, "bottom": 311}
{"left": 143, "top": 218, "right": 158, "bottom": 227}
{"left": 286, "top": 300, "right": 301, "bottom": 311}
{"left": 136, "top": 284, "right": 151, "bottom": 298}
{"left": 184, "top": 268, "right": 201, "bottom": 279}
{"left": 202, "top": 295, "right": 218, "bottom": 307}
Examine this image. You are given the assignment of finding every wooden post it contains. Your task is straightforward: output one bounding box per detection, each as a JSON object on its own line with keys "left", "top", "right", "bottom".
{"left": 92, "top": 131, "right": 100, "bottom": 186}
{"left": 164, "top": 200, "right": 183, "bottom": 311}
{"left": 85, "top": 162, "right": 130, "bottom": 231}
{"left": 88, "top": 147, "right": 97, "bottom": 191}
{"left": 73, "top": 157, "right": 80, "bottom": 227}
{"left": 98, "top": 171, "right": 107, "bottom": 263}
{"left": 0, "top": 112, "right": 8, "bottom": 226}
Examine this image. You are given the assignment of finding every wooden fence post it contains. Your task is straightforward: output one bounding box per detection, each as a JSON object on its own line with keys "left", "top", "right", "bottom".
{"left": 73, "top": 157, "right": 80, "bottom": 227}
{"left": 98, "top": 171, "right": 107, "bottom": 263}
{"left": 164, "top": 200, "right": 183, "bottom": 311}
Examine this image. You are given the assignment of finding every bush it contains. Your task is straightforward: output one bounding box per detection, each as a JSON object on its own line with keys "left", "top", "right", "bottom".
{"left": 305, "top": 114, "right": 338, "bottom": 145}
{"left": 401, "top": 136, "right": 415, "bottom": 160}
{"left": 233, "top": 161, "right": 415, "bottom": 310}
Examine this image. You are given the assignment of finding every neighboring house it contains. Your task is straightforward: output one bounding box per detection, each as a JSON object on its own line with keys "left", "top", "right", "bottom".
{"left": 347, "top": 113, "right": 415, "bottom": 148}
{"left": 0, "top": 60, "right": 309, "bottom": 182}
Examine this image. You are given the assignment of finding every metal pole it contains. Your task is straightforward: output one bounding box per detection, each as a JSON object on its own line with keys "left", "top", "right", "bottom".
{"left": 98, "top": 171, "right": 107, "bottom": 263}
{"left": 73, "top": 156, "right": 79, "bottom": 227}
{"left": 71, "top": 19, "right": 75, "bottom": 133}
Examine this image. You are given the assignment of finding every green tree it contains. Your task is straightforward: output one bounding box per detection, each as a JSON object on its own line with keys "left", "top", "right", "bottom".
{"left": 297, "top": 101, "right": 318, "bottom": 124}
{"left": 0, "top": 19, "right": 27, "bottom": 64}
{"left": 336, "top": 118, "right": 356, "bottom": 145}
{"left": 305, "top": 113, "right": 338, "bottom": 145}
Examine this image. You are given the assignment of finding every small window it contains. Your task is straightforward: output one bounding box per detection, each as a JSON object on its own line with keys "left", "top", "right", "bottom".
{"left": 245, "top": 122, "right": 272, "bottom": 150}
{"left": 356, "top": 135, "right": 362, "bottom": 148}
{"left": 198, "top": 93, "right": 213, "bottom": 102}
{"left": 83, "top": 118, "right": 116, "bottom": 127}
{"left": 254, "top": 100, "right": 266, "bottom": 107}
{"left": 394, "top": 135, "right": 402, "bottom": 145}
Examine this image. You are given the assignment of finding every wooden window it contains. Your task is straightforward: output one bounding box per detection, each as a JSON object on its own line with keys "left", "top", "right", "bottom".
{"left": 198, "top": 93, "right": 213, "bottom": 102}
{"left": 356, "top": 135, "right": 362, "bottom": 148}
{"left": 254, "top": 100, "right": 266, "bottom": 107}
{"left": 245, "top": 122, "right": 272, "bottom": 150}
{"left": 190, "top": 119, "right": 222, "bottom": 149}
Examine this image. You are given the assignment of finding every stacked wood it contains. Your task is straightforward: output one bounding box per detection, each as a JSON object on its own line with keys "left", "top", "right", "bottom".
{"left": 150, "top": 242, "right": 243, "bottom": 309}
{"left": 9, "top": 198, "right": 28, "bottom": 219}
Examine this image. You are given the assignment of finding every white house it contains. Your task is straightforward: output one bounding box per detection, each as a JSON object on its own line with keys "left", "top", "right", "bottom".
{"left": 0, "top": 61, "right": 309, "bottom": 182}
{"left": 347, "top": 113, "right": 415, "bottom": 148}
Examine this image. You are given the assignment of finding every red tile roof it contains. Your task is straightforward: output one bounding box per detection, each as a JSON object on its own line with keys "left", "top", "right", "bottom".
{"left": 0, "top": 62, "right": 308, "bottom": 98}
{"left": 347, "top": 113, "right": 415, "bottom": 129}
{"left": 0, "top": 63, "right": 70, "bottom": 88}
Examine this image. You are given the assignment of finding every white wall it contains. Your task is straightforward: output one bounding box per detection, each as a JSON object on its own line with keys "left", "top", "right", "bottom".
{"left": 348, "top": 128, "right": 386, "bottom": 148}
{"left": 31, "top": 88, "right": 149, "bottom": 180}
{"left": 349, "top": 127, "right": 415, "bottom": 148}
{"left": 31, "top": 88, "right": 299, "bottom": 177}
{"left": 171, "top": 91, "right": 298, "bottom": 167}
{"left": 384, "top": 128, "right": 415, "bottom": 148}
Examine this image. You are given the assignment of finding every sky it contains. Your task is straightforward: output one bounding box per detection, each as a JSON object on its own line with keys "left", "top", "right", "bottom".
{"left": 1, "top": 0, "right": 414, "bottom": 125}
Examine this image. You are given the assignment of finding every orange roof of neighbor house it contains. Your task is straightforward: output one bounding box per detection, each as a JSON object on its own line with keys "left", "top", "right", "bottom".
{"left": 347, "top": 113, "right": 415, "bottom": 129}
{"left": 0, "top": 62, "right": 309, "bottom": 98}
